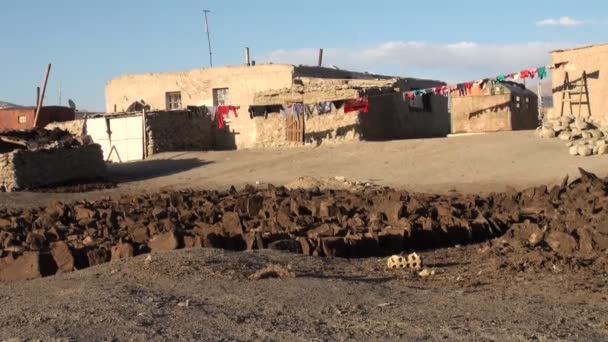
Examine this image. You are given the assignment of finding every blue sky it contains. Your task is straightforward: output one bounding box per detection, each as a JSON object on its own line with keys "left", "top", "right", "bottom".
{"left": 0, "top": 0, "right": 605, "bottom": 111}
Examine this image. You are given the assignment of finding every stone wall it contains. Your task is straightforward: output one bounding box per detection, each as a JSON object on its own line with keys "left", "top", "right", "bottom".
{"left": 46, "top": 119, "right": 85, "bottom": 136}
{"left": 550, "top": 44, "right": 608, "bottom": 124}
{"left": 0, "top": 144, "right": 107, "bottom": 191}
{"left": 145, "top": 111, "right": 215, "bottom": 155}
{"left": 252, "top": 106, "right": 361, "bottom": 149}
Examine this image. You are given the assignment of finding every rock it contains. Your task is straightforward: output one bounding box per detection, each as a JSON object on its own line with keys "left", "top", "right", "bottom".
{"left": 598, "top": 144, "right": 608, "bottom": 155}
{"left": 222, "top": 212, "right": 243, "bottom": 235}
{"left": 183, "top": 236, "right": 203, "bottom": 249}
{"left": 148, "top": 231, "right": 178, "bottom": 252}
{"left": 576, "top": 229, "right": 594, "bottom": 255}
{"left": 74, "top": 206, "right": 95, "bottom": 221}
{"left": 334, "top": 176, "right": 346, "bottom": 182}
{"left": 545, "top": 231, "right": 578, "bottom": 256}
{"left": 575, "top": 118, "right": 590, "bottom": 130}
{"left": 557, "top": 131, "right": 572, "bottom": 141}
{"left": 82, "top": 236, "right": 95, "bottom": 247}
{"left": 577, "top": 145, "right": 592, "bottom": 156}
{"left": 111, "top": 243, "right": 134, "bottom": 261}
{"left": 582, "top": 131, "right": 593, "bottom": 140}
{"left": 569, "top": 146, "right": 579, "bottom": 156}
{"left": 418, "top": 268, "right": 435, "bottom": 278}
{"left": 87, "top": 248, "right": 110, "bottom": 266}
{"left": 0, "top": 218, "right": 12, "bottom": 229}
{"left": 593, "top": 145, "right": 600, "bottom": 155}
{"left": 128, "top": 224, "right": 149, "bottom": 244}
{"left": 0, "top": 252, "right": 42, "bottom": 282}
{"left": 540, "top": 126, "right": 556, "bottom": 138}
{"left": 566, "top": 142, "right": 574, "bottom": 147}
{"left": 590, "top": 129, "right": 604, "bottom": 139}
{"left": 50, "top": 241, "right": 74, "bottom": 273}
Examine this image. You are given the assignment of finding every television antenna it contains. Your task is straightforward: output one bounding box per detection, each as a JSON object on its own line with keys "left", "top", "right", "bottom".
{"left": 203, "top": 9, "right": 213, "bottom": 67}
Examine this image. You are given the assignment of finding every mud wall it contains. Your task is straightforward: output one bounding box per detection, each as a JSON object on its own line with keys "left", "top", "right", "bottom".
{"left": 0, "top": 145, "right": 107, "bottom": 191}
{"left": 550, "top": 44, "right": 608, "bottom": 124}
{"left": 359, "top": 93, "right": 450, "bottom": 140}
{"left": 145, "top": 111, "right": 215, "bottom": 155}
{"left": 451, "top": 94, "right": 538, "bottom": 134}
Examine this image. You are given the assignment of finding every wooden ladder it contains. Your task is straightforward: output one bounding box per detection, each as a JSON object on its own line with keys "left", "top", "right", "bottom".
{"left": 561, "top": 71, "right": 591, "bottom": 118}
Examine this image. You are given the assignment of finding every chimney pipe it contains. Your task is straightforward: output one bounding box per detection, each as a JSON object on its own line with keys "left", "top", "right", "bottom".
{"left": 245, "top": 47, "right": 251, "bottom": 66}
{"left": 318, "top": 48, "right": 324, "bottom": 67}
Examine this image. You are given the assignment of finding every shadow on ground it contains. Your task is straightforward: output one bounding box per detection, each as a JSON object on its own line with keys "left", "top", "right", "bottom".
{"left": 107, "top": 158, "right": 212, "bottom": 183}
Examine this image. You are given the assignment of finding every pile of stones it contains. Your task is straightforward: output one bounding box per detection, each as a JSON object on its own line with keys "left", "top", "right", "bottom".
{"left": 537, "top": 116, "right": 608, "bottom": 156}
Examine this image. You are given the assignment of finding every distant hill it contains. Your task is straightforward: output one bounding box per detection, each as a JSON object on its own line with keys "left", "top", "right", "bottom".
{"left": 0, "top": 101, "right": 21, "bottom": 109}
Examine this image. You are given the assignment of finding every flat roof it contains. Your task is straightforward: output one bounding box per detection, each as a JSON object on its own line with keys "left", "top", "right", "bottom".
{"left": 551, "top": 42, "right": 608, "bottom": 53}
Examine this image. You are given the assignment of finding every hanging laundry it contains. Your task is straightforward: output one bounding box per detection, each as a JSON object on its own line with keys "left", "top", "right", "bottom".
{"left": 465, "top": 82, "right": 472, "bottom": 95}
{"left": 248, "top": 106, "right": 267, "bottom": 119}
{"left": 405, "top": 92, "right": 416, "bottom": 100}
{"left": 537, "top": 66, "right": 548, "bottom": 80}
{"left": 294, "top": 103, "right": 305, "bottom": 116}
{"left": 512, "top": 73, "right": 520, "bottom": 80}
{"left": 496, "top": 75, "right": 506, "bottom": 82}
{"left": 526, "top": 68, "right": 537, "bottom": 79}
{"left": 344, "top": 97, "right": 369, "bottom": 114}
{"left": 434, "top": 86, "right": 443, "bottom": 95}
{"left": 520, "top": 70, "right": 530, "bottom": 79}
{"left": 281, "top": 104, "right": 293, "bottom": 116}
{"left": 316, "top": 101, "right": 333, "bottom": 114}
{"left": 457, "top": 84, "right": 466, "bottom": 96}
{"left": 217, "top": 105, "right": 238, "bottom": 129}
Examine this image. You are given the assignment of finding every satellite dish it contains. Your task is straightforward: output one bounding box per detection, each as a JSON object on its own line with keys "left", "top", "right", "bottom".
{"left": 68, "top": 99, "right": 76, "bottom": 110}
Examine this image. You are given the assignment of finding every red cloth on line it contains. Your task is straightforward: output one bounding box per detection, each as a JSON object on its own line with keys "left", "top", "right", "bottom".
{"left": 520, "top": 70, "right": 530, "bottom": 79}
{"left": 344, "top": 97, "right": 369, "bottom": 113}
{"left": 465, "top": 82, "right": 472, "bottom": 95}
{"left": 217, "top": 105, "right": 239, "bottom": 128}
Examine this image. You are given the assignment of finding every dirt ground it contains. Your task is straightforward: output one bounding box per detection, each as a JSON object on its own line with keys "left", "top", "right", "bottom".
{"left": 0, "top": 247, "right": 606, "bottom": 341}
{"left": 1, "top": 131, "right": 608, "bottom": 341}
{"left": 3, "top": 130, "right": 608, "bottom": 208}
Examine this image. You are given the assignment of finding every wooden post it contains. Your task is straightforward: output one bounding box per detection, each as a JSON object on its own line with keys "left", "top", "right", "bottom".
{"left": 142, "top": 108, "right": 148, "bottom": 159}
{"left": 318, "top": 49, "right": 324, "bottom": 67}
{"left": 34, "top": 63, "right": 52, "bottom": 128}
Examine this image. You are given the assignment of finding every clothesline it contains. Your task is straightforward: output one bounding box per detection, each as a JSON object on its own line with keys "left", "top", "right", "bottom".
{"left": 402, "top": 62, "right": 566, "bottom": 99}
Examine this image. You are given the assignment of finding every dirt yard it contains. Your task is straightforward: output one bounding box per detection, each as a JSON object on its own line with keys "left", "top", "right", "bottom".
{"left": 1, "top": 131, "right": 608, "bottom": 341}
{"left": 2, "top": 131, "right": 608, "bottom": 208}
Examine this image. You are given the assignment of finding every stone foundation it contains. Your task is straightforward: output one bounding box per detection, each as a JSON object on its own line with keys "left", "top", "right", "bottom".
{"left": 0, "top": 144, "right": 107, "bottom": 191}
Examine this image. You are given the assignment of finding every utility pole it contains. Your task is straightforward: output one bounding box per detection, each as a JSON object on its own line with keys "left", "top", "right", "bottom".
{"left": 203, "top": 9, "right": 213, "bottom": 67}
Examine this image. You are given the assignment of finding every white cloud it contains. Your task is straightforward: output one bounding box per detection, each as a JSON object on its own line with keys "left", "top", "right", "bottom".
{"left": 536, "top": 16, "right": 584, "bottom": 27}
{"left": 262, "top": 41, "right": 567, "bottom": 81}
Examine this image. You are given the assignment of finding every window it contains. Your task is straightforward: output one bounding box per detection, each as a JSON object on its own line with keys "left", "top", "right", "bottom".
{"left": 213, "top": 88, "right": 229, "bottom": 106}
{"left": 408, "top": 90, "right": 432, "bottom": 112}
{"left": 165, "top": 92, "right": 182, "bottom": 110}
{"left": 18, "top": 115, "right": 27, "bottom": 124}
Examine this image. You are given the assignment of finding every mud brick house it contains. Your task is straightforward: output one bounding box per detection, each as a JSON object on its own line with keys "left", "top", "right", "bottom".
{"left": 549, "top": 43, "right": 608, "bottom": 124}
{"left": 450, "top": 81, "right": 538, "bottom": 134}
{"left": 105, "top": 64, "right": 450, "bottom": 150}
{"left": 0, "top": 106, "right": 75, "bottom": 132}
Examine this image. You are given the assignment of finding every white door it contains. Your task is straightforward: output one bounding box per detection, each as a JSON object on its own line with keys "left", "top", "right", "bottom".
{"left": 85, "top": 116, "right": 143, "bottom": 162}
